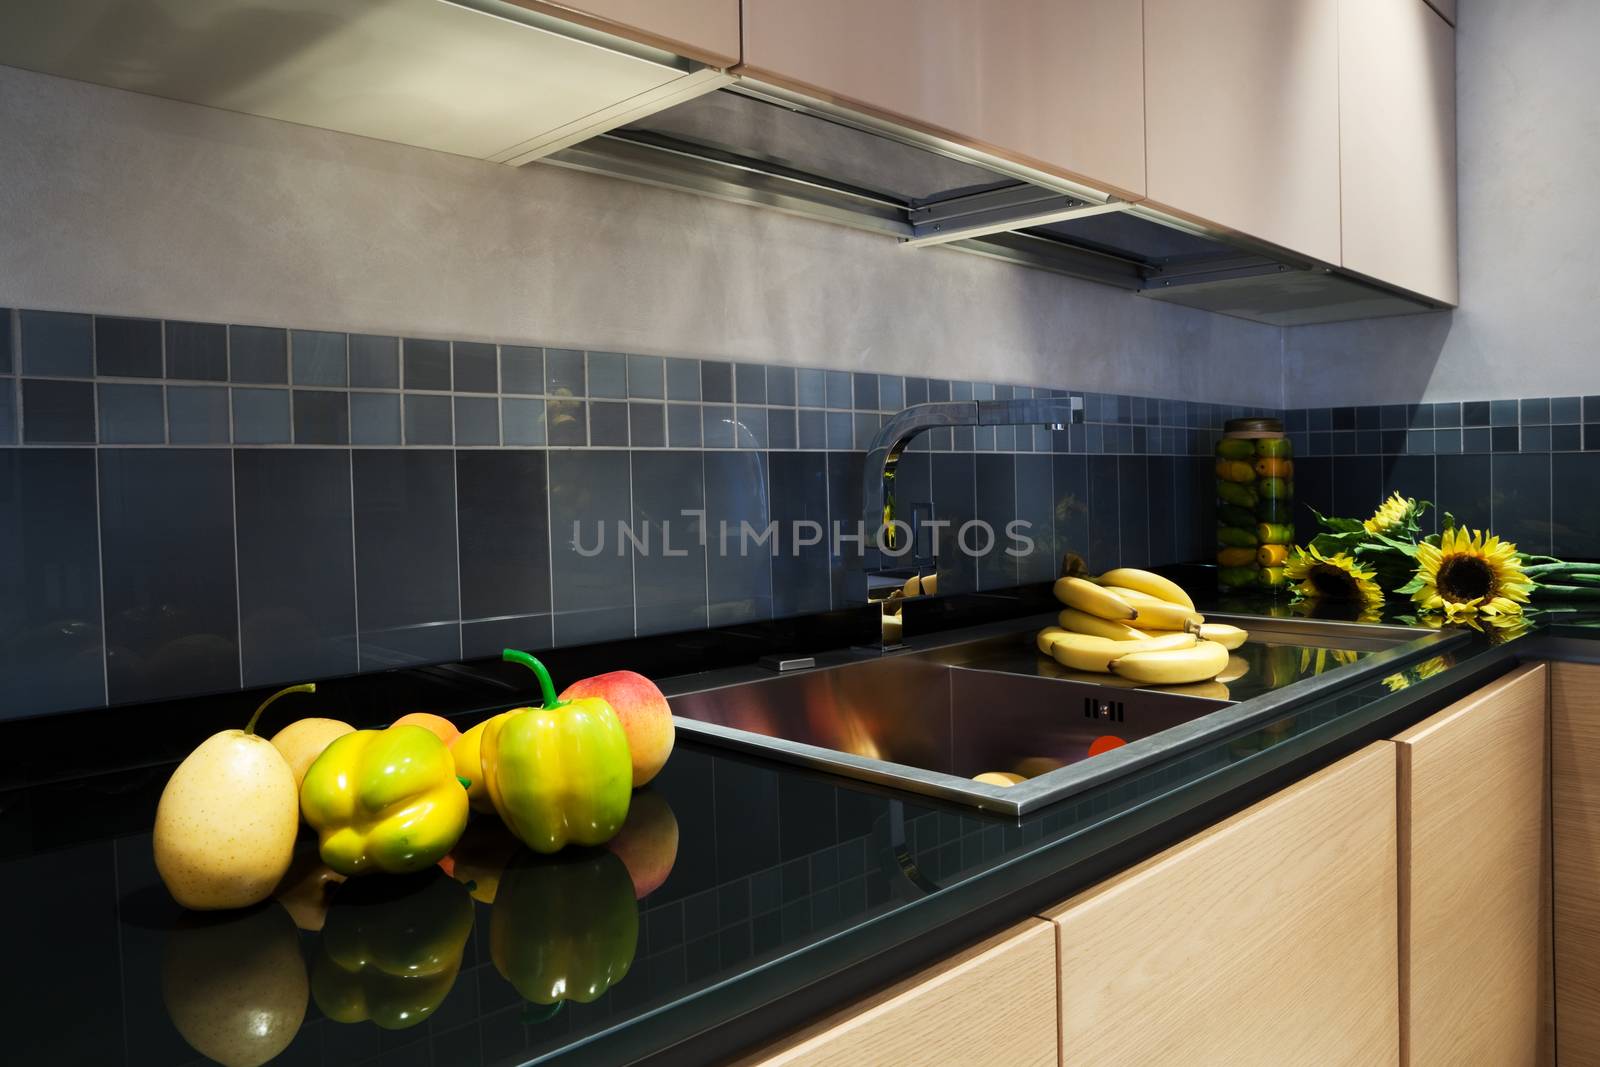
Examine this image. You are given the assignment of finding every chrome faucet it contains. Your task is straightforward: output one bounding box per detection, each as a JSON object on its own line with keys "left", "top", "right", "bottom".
{"left": 858, "top": 395, "right": 1084, "bottom": 622}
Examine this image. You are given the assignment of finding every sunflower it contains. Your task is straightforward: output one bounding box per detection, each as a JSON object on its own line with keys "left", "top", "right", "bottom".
{"left": 1364, "top": 492, "right": 1414, "bottom": 536}
{"left": 1284, "top": 546, "right": 1385, "bottom": 608}
{"left": 1410, "top": 527, "right": 1533, "bottom": 621}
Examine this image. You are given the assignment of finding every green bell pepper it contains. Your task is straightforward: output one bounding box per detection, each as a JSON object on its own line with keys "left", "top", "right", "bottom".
{"left": 481, "top": 651, "right": 632, "bottom": 854}
{"left": 490, "top": 848, "right": 638, "bottom": 1006}
{"left": 300, "top": 724, "right": 469, "bottom": 876}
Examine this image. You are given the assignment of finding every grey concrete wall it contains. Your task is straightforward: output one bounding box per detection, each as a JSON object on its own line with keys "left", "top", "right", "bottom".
{"left": 0, "top": 64, "right": 1285, "bottom": 406}
{"left": 1283, "top": 0, "right": 1600, "bottom": 406}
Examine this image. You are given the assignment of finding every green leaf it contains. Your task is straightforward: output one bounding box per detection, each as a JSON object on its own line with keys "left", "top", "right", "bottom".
{"left": 1395, "top": 574, "right": 1426, "bottom": 595}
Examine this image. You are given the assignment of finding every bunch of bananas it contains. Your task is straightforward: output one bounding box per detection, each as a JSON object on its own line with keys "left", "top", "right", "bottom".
{"left": 1037, "top": 568, "right": 1249, "bottom": 686}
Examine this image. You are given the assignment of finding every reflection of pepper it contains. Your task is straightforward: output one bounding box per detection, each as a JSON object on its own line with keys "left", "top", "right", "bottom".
{"left": 301, "top": 724, "right": 469, "bottom": 875}
{"left": 443, "top": 816, "right": 523, "bottom": 904}
{"left": 312, "top": 869, "right": 474, "bottom": 1030}
{"left": 481, "top": 651, "right": 631, "bottom": 854}
{"left": 490, "top": 848, "right": 638, "bottom": 1006}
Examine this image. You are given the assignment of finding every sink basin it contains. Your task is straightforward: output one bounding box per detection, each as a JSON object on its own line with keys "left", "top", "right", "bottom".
{"left": 662, "top": 613, "right": 1461, "bottom": 814}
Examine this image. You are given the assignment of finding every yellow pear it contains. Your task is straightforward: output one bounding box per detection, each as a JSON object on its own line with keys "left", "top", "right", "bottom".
{"left": 153, "top": 684, "right": 314, "bottom": 910}
{"left": 162, "top": 901, "right": 308, "bottom": 1067}
{"left": 270, "top": 717, "right": 355, "bottom": 788}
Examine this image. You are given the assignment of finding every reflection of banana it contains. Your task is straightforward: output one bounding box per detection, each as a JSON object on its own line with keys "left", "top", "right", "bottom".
{"left": 1054, "top": 577, "right": 1136, "bottom": 620}
{"left": 973, "top": 771, "right": 1025, "bottom": 787}
{"left": 1216, "top": 655, "right": 1250, "bottom": 684}
{"left": 1050, "top": 632, "right": 1196, "bottom": 673}
{"left": 1109, "top": 640, "right": 1230, "bottom": 685}
{"left": 1058, "top": 607, "right": 1148, "bottom": 641}
{"left": 1013, "top": 757, "right": 1064, "bottom": 778}
{"left": 1161, "top": 679, "right": 1232, "bottom": 700}
{"left": 1097, "top": 568, "right": 1195, "bottom": 610}
{"left": 1198, "top": 623, "right": 1249, "bottom": 650}
{"left": 902, "top": 575, "right": 922, "bottom": 597}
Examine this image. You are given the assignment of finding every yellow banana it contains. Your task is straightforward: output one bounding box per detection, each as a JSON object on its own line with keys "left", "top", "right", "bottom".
{"left": 1108, "top": 639, "right": 1231, "bottom": 685}
{"left": 1117, "top": 595, "right": 1205, "bottom": 633}
{"left": 1054, "top": 577, "right": 1137, "bottom": 621}
{"left": 1096, "top": 568, "right": 1195, "bottom": 610}
{"left": 1050, "top": 632, "right": 1197, "bottom": 673}
{"left": 921, "top": 573, "right": 938, "bottom": 595}
{"left": 1036, "top": 626, "right": 1071, "bottom": 655}
{"left": 1057, "top": 607, "right": 1149, "bottom": 641}
{"left": 1198, "top": 623, "right": 1249, "bottom": 650}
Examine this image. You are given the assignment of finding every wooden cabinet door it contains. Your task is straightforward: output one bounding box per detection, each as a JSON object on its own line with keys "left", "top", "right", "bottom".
{"left": 735, "top": 919, "right": 1058, "bottom": 1066}
{"left": 507, "top": 0, "right": 741, "bottom": 67}
{"left": 1046, "top": 743, "right": 1399, "bottom": 1066}
{"left": 1393, "top": 663, "right": 1550, "bottom": 1066}
{"left": 739, "top": 0, "right": 1147, "bottom": 200}
{"left": 1143, "top": 0, "right": 1342, "bottom": 263}
{"left": 1554, "top": 662, "right": 1600, "bottom": 1064}
{"left": 1339, "top": 0, "right": 1459, "bottom": 305}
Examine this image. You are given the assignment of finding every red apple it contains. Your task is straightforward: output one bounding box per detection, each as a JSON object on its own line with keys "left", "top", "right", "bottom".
{"left": 559, "top": 670, "right": 674, "bottom": 787}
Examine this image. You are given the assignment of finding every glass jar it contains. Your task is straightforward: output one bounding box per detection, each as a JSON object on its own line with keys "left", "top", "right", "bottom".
{"left": 1215, "top": 417, "right": 1293, "bottom": 592}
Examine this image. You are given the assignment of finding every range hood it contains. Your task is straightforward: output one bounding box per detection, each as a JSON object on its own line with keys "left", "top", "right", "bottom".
{"left": 542, "top": 82, "right": 1445, "bottom": 326}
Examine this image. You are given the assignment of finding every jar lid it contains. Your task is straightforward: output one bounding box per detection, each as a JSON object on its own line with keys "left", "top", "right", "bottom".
{"left": 1225, "top": 417, "right": 1284, "bottom": 434}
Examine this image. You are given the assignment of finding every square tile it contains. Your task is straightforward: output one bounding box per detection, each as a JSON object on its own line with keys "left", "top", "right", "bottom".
{"left": 547, "top": 399, "right": 586, "bottom": 445}
{"left": 735, "top": 362, "right": 766, "bottom": 404}
{"left": 904, "top": 376, "right": 929, "bottom": 406}
{"left": 735, "top": 406, "right": 768, "bottom": 448}
{"left": 701, "top": 360, "right": 733, "bottom": 403}
{"left": 501, "top": 397, "right": 546, "bottom": 445}
{"left": 350, "top": 392, "right": 402, "bottom": 445}
{"left": 590, "top": 400, "right": 629, "bottom": 445}
{"left": 1491, "top": 399, "right": 1518, "bottom": 427}
{"left": 167, "top": 385, "right": 230, "bottom": 444}
{"left": 703, "top": 405, "right": 735, "bottom": 448}
{"left": 293, "top": 389, "right": 349, "bottom": 444}
{"left": 629, "top": 401, "right": 665, "bottom": 447}
{"left": 291, "top": 330, "right": 347, "bottom": 386}
{"left": 458, "top": 450, "right": 550, "bottom": 623}
{"left": 97, "top": 383, "right": 164, "bottom": 443}
{"left": 547, "top": 348, "right": 585, "bottom": 396}
{"left": 879, "top": 374, "right": 904, "bottom": 412}
{"left": 20, "top": 310, "right": 93, "bottom": 377}
{"left": 797, "top": 408, "right": 826, "bottom": 449}
{"left": 1553, "top": 424, "right": 1582, "bottom": 451}
{"left": 767, "top": 365, "right": 796, "bottom": 406}
{"left": 500, "top": 345, "right": 544, "bottom": 394}
{"left": 1461, "top": 400, "right": 1491, "bottom": 427}
{"left": 626, "top": 354, "right": 664, "bottom": 399}
{"left": 927, "top": 379, "right": 951, "bottom": 403}
{"left": 348, "top": 334, "right": 400, "bottom": 388}
{"left": 1552, "top": 396, "right": 1582, "bottom": 424}
{"left": 231, "top": 387, "right": 291, "bottom": 444}
{"left": 1588, "top": 425, "right": 1600, "bottom": 452}
{"left": 95, "top": 317, "right": 163, "bottom": 378}
{"left": 1522, "top": 425, "right": 1552, "bottom": 452}
{"left": 0, "top": 386, "right": 13, "bottom": 444}
{"left": 229, "top": 325, "right": 288, "bottom": 384}
{"left": 665, "top": 356, "right": 700, "bottom": 400}
{"left": 973, "top": 381, "right": 996, "bottom": 401}
{"left": 825, "top": 369, "right": 852, "bottom": 409}
{"left": 768, "top": 408, "right": 797, "bottom": 449}
{"left": 825, "top": 410, "right": 852, "bottom": 449}
{"left": 453, "top": 395, "right": 499, "bottom": 445}
{"left": 1355, "top": 406, "right": 1380, "bottom": 430}
{"left": 1521, "top": 397, "right": 1551, "bottom": 425}
{"left": 404, "top": 393, "right": 453, "bottom": 444}
{"left": 796, "top": 367, "right": 826, "bottom": 407}
{"left": 22, "top": 379, "right": 95, "bottom": 442}
{"left": 1406, "top": 429, "right": 1434, "bottom": 455}
{"left": 853, "top": 372, "right": 879, "bottom": 411}
{"left": 1434, "top": 428, "right": 1462, "bottom": 454}
{"left": 165, "top": 321, "right": 228, "bottom": 381}
{"left": 588, "top": 352, "right": 627, "bottom": 398}
{"left": 1462, "top": 427, "right": 1491, "bottom": 453}
{"left": 403, "top": 338, "right": 451, "bottom": 390}
{"left": 1492, "top": 426, "right": 1519, "bottom": 452}
{"left": 1587, "top": 397, "right": 1600, "bottom": 423}
{"left": 667, "top": 402, "right": 701, "bottom": 447}
{"left": 453, "top": 342, "right": 497, "bottom": 393}
{"left": 951, "top": 379, "right": 974, "bottom": 402}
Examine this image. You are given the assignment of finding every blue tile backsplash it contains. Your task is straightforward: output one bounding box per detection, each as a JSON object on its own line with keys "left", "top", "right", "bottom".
{"left": 40, "top": 304, "right": 1592, "bottom": 720}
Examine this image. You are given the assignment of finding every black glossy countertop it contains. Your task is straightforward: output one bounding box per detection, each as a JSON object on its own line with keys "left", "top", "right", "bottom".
{"left": 6, "top": 592, "right": 1600, "bottom": 1067}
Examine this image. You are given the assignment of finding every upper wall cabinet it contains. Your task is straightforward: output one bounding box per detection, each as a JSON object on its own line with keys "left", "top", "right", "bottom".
{"left": 0, "top": 0, "right": 731, "bottom": 165}
{"left": 738, "top": 0, "right": 1148, "bottom": 201}
{"left": 1143, "top": 0, "right": 1343, "bottom": 265}
{"left": 505, "top": 0, "right": 740, "bottom": 68}
{"left": 1339, "top": 0, "right": 1459, "bottom": 305}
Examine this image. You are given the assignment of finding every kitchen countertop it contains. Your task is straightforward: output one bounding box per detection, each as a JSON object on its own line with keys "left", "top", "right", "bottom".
{"left": 6, "top": 596, "right": 1600, "bottom": 1067}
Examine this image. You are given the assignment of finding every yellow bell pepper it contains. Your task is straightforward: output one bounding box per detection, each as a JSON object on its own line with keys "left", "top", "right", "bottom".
{"left": 481, "top": 650, "right": 632, "bottom": 854}
{"left": 300, "top": 724, "right": 469, "bottom": 876}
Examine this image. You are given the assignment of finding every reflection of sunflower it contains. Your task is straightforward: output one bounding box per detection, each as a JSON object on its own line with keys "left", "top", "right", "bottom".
{"left": 1298, "top": 647, "right": 1362, "bottom": 677}
{"left": 1411, "top": 527, "right": 1533, "bottom": 621}
{"left": 1364, "top": 492, "right": 1413, "bottom": 536}
{"left": 1285, "top": 546, "right": 1385, "bottom": 608}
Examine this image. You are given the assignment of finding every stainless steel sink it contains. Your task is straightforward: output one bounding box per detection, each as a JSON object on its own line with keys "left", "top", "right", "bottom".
{"left": 661, "top": 613, "right": 1464, "bottom": 814}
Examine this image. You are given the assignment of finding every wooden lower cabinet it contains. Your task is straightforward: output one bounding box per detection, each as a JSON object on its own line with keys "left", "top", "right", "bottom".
{"left": 1392, "top": 663, "right": 1551, "bottom": 1066}
{"left": 1045, "top": 743, "right": 1400, "bottom": 1065}
{"left": 1554, "top": 662, "right": 1600, "bottom": 1064}
{"left": 734, "top": 919, "right": 1058, "bottom": 1066}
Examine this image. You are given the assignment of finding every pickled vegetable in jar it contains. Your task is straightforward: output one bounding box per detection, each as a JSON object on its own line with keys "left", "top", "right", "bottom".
{"left": 1216, "top": 418, "right": 1293, "bottom": 592}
